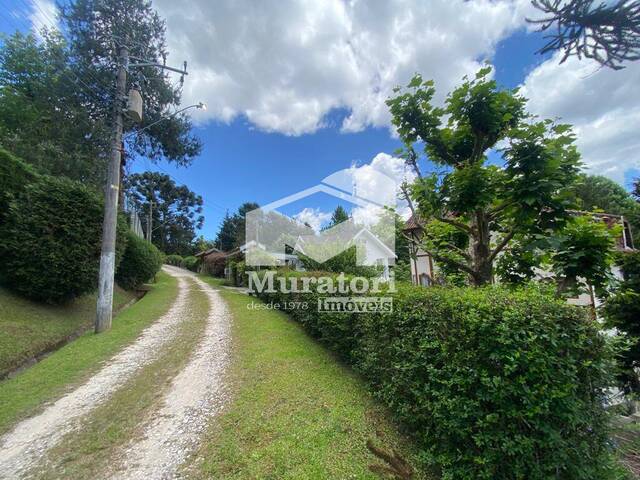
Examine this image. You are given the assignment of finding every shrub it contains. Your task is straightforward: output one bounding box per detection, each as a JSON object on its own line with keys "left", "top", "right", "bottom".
{"left": 0, "top": 175, "right": 127, "bottom": 303}
{"left": 255, "top": 274, "right": 617, "bottom": 479}
{"left": 182, "top": 255, "right": 199, "bottom": 272}
{"left": 165, "top": 254, "right": 184, "bottom": 267}
{"left": 115, "top": 232, "right": 163, "bottom": 290}
{"left": 603, "top": 251, "right": 640, "bottom": 392}
{"left": 0, "top": 147, "right": 39, "bottom": 225}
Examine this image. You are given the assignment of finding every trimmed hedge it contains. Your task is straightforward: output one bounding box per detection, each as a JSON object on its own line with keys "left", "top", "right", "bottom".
{"left": 115, "top": 232, "right": 163, "bottom": 290}
{"left": 256, "top": 273, "right": 617, "bottom": 479}
{"left": 182, "top": 255, "right": 199, "bottom": 272}
{"left": 0, "top": 174, "right": 127, "bottom": 303}
{"left": 165, "top": 254, "right": 184, "bottom": 267}
{"left": 0, "top": 147, "right": 39, "bottom": 225}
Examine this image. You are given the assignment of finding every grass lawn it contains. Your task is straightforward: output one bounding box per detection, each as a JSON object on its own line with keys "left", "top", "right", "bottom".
{"left": 186, "top": 289, "right": 428, "bottom": 480}
{"left": 34, "top": 278, "right": 210, "bottom": 480}
{"left": 0, "top": 271, "right": 178, "bottom": 435}
{"left": 0, "top": 285, "right": 136, "bottom": 377}
{"left": 197, "top": 274, "right": 227, "bottom": 288}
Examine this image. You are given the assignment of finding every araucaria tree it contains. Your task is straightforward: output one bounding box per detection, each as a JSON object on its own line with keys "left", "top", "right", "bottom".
{"left": 388, "top": 67, "right": 582, "bottom": 286}
{"left": 126, "top": 172, "right": 203, "bottom": 255}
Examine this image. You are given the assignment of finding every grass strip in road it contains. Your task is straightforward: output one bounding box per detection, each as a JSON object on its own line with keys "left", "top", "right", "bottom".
{"left": 0, "top": 271, "right": 178, "bottom": 435}
{"left": 187, "top": 290, "right": 428, "bottom": 480}
{"left": 33, "top": 277, "right": 210, "bottom": 480}
{"left": 0, "top": 285, "right": 136, "bottom": 376}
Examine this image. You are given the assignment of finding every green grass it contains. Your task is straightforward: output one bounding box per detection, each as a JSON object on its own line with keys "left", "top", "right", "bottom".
{"left": 0, "top": 285, "right": 136, "bottom": 376}
{"left": 197, "top": 274, "right": 227, "bottom": 288}
{"left": 188, "top": 290, "right": 427, "bottom": 480}
{"left": 34, "top": 278, "right": 210, "bottom": 480}
{"left": 0, "top": 271, "right": 178, "bottom": 435}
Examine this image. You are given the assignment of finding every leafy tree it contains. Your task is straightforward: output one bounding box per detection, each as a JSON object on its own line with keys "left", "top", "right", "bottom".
{"left": 388, "top": 67, "right": 582, "bottom": 286}
{"left": 0, "top": 32, "right": 109, "bottom": 184}
{"left": 575, "top": 174, "right": 640, "bottom": 239}
{"left": 125, "top": 172, "right": 203, "bottom": 255}
{"left": 528, "top": 0, "right": 640, "bottom": 70}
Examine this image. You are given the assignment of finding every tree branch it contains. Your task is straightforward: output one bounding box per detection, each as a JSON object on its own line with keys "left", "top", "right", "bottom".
{"left": 402, "top": 232, "right": 475, "bottom": 277}
{"left": 489, "top": 230, "right": 516, "bottom": 263}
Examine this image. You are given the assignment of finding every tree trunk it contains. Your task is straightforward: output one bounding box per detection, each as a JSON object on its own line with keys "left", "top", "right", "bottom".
{"left": 470, "top": 210, "right": 493, "bottom": 286}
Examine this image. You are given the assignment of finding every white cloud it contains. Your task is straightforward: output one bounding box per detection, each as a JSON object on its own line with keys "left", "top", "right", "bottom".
{"left": 154, "top": 0, "right": 530, "bottom": 135}
{"left": 29, "top": 0, "right": 58, "bottom": 38}
{"left": 521, "top": 52, "right": 640, "bottom": 183}
{"left": 293, "top": 207, "right": 332, "bottom": 232}
{"left": 349, "top": 152, "right": 416, "bottom": 223}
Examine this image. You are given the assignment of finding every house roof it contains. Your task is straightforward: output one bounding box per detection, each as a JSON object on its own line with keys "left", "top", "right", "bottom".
{"left": 403, "top": 214, "right": 423, "bottom": 232}
{"left": 195, "top": 246, "right": 221, "bottom": 258}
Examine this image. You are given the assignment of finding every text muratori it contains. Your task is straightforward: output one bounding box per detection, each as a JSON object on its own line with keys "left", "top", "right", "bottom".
{"left": 247, "top": 271, "right": 396, "bottom": 294}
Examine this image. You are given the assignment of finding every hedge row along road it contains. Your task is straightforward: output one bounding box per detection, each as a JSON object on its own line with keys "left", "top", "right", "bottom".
{"left": 0, "top": 266, "right": 231, "bottom": 479}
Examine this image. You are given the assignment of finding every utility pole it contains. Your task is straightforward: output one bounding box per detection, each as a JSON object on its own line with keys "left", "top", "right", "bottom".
{"left": 147, "top": 200, "right": 153, "bottom": 242}
{"left": 94, "top": 40, "right": 190, "bottom": 334}
{"left": 95, "top": 43, "right": 128, "bottom": 333}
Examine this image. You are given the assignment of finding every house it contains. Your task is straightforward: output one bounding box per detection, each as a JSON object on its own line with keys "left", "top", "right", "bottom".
{"left": 404, "top": 212, "right": 635, "bottom": 297}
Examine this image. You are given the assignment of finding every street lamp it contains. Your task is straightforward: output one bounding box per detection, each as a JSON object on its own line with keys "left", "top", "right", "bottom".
{"left": 124, "top": 102, "right": 206, "bottom": 140}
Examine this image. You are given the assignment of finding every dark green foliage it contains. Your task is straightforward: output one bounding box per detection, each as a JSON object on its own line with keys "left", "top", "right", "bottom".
{"left": 575, "top": 174, "right": 640, "bottom": 240}
{"left": 165, "top": 254, "right": 184, "bottom": 267}
{"left": 115, "top": 232, "right": 162, "bottom": 290}
{"left": 0, "top": 32, "right": 110, "bottom": 186}
{"left": 256, "top": 273, "right": 617, "bottom": 479}
{"left": 214, "top": 202, "right": 260, "bottom": 251}
{"left": 125, "top": 172, "right": 204, "bottom": 256}
{"left": 604, "top": 251, "right": 640, "bottom": 392}
{"left": 0, "top": 175, "right": 127, "bottom": 303}
{"left": 297, "top": 245, "right": 381, "bottom": 278}
{"left": 182, "top": 255, "right": 199, "bottom": 272}
{"left": 0, "top": 147, "right": 39, "bottom": 225}
{"left": 324, "top": 205, "right": 349, "bottom": 229}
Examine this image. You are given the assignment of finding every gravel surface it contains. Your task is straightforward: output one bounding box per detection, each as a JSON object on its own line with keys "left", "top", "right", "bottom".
{"left": 0, "top": 268, "right": 191, "bottom": 479}
{"left": 111, "top": 269, "right": 231, "bottom": 479}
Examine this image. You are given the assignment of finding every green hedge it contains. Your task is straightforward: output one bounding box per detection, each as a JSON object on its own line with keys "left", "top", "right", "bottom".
{"left": 256, "top": 273, "right": 617, "bottom": 479}
{"left": 0, "top": 147, "right": 39, "bottom": 226}
{"left": 115, "top": 232, "right": 163, "bottom": 290}
{"left": 182, "top": 255, "right": 199, "bottom": 272}
{"left": 165, "top": 254, "right": 184, "bottom": 267}
{"left": 0, "top": 174, "right": 127, "bottom": 303}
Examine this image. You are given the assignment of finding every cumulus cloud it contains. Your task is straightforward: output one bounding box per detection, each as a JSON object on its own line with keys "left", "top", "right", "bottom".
{"left": 154, "top": 0, "right": 530, "bottom": 135}
{"left": 293, "top": 207, "right": 332, "bottom": 232}
{"left": 521, "top": 53, "right": 640, "bottom": 183}
{"left": 349, "top": 152, "right": 416, "bottom": 223}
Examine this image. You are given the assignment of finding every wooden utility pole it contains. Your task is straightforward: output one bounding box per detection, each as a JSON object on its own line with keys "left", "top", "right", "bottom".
{"left": 147, "top": 200, "right": 153, "bottom": 242}
{"left": 95, "top": 42, "right": 128, "bottom": 333}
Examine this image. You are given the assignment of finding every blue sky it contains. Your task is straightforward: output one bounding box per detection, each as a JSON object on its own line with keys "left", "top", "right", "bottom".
{"left": 136, "top": 28, "right": 552, "bottom": 239}
{"left": 3, "top": 0, "right": 640, "bottom": 240}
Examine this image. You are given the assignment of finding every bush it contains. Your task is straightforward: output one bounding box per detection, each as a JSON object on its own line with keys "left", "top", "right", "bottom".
{"left": 0, "top": 175, "right": 127, "bottom": 303}
{"left": 165, "top": 254, "right": 184, "bottom": 267}
{"left": 604, "top": 251, "right": 640, "bottom": 392}
{"left": 115, "top": 232, "right": 163, "bottom": 290}
{"left": 255, "top": 273, "right": 617, "bottom": 479}
{"left": 0, "top": 147, "right": 39, "bottom": 225}
{"left": 182, "top": 255, "right": 199, "bottom": 272}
